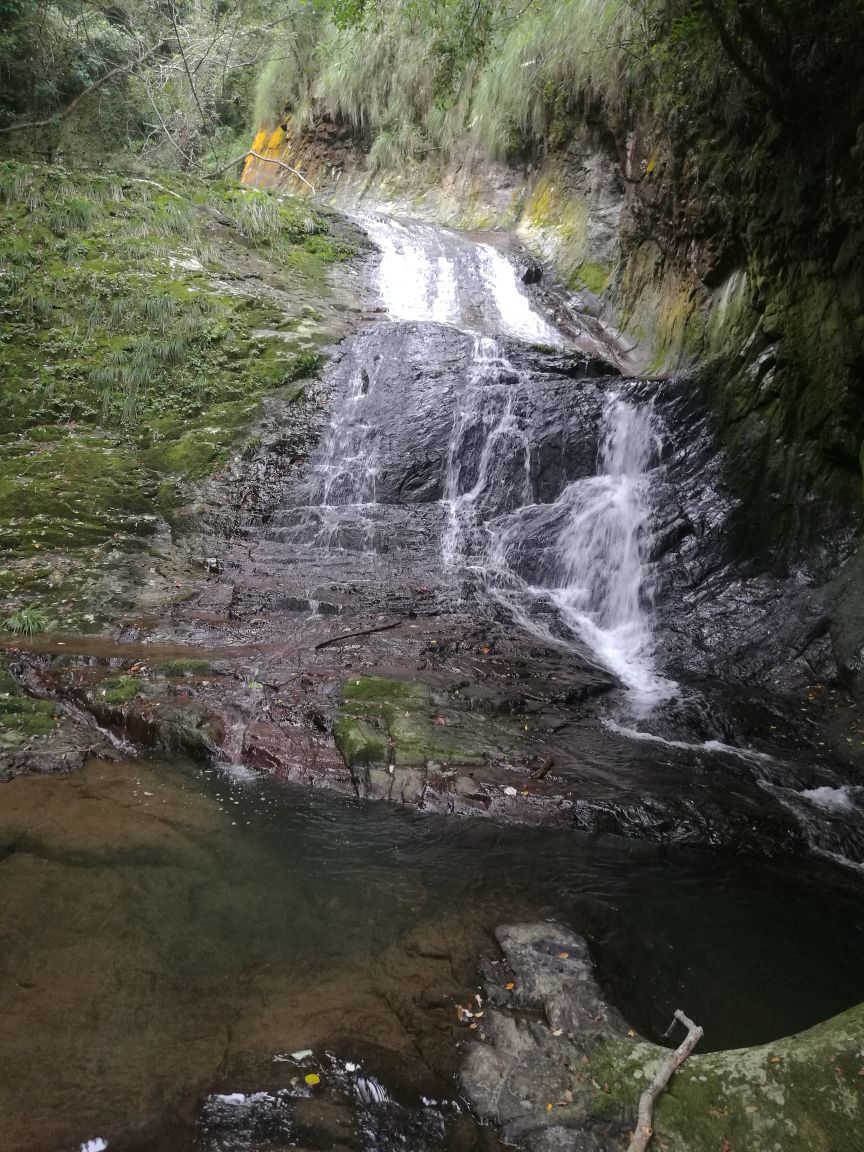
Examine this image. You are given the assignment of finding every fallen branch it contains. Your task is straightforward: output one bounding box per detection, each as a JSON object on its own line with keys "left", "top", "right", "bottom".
{"left": 627, "top": 1010, "right": 703, "bottom": 1152}
{"left": 204, "top": 150, "right": 316, "bottom": 193}
{"left": 315, "top": 620, "right": 402, "bottom": 650}
{"left": 0, "top": 40, "right": 167, "bottom": 135}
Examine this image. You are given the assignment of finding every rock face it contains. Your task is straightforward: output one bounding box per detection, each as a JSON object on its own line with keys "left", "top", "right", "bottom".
{"left": 10, "top": 300, "right": 864, "bottom": 865}
{"left": 247, "top": 114, "right": 864, "bottom": 696}
{"left": 462, "top": 923, "right": 864, "bottom": 1152}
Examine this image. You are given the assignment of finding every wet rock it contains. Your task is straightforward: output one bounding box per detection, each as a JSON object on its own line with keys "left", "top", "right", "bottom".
{"left": 829, "top": 540, "right": 864, "bottom": 696}
{"left": 243, "top": 720, "right": 354, "bottom": 794}
{"left": 521, "top": 263, "right": 543, "bottom": 285}
{"left": 462, "top": 922, "right": 864, "bottom": 1152}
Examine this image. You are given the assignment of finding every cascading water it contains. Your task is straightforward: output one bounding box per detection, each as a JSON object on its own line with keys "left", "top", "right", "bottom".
{"left": 484, "top": 391, "right": 676, "bottom": 705}
{"left": 357, "top": 213, "right": 561, "bottom": 343}
{"left": 283, "top": 212, "right": 674, "bottom": 703}
{"left": 440, "top": 330, "right": 674, "bottom": 705}
{"left": 442, "top": 335, "right": 532, "bottom": 567}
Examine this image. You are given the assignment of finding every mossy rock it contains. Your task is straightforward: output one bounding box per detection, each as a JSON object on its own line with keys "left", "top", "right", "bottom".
{"left": 155, "top": 658, "right": 213, "bottom": 677}
{"left": 341, "top": 677, "right": 421, "bottom": 703}
{"left": 98, "top": 675, "right": 143, "bottom": 704}
{"left": 335, "top": 676, "right": 502, "bottom": 769}
{"left": 588, "top": 1004, "right": 864, "bottom": 1151}
{"left": 0, "top": 663, "right": 56, "bottom": 737}
{"left": 332, "top": 716, "right": 388, "bottom": 766}
{"left": 0, "top": 161, "right": 354, "bottom": 609}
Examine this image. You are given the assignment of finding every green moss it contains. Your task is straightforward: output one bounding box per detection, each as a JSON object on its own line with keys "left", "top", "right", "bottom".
{"left": 332, "top": 716, "right": 388, "bottom": 766}
{"left": 155, "top": 658, "right": 213, "bottom": 677}
{"left": 335, "top": 676, "right": 506, "bottom": 769}
{"left": 578, "top": 1004, "right": 864, "bottom": 1152}
{"left": 570, "top": 262, "right": 611, "bottom": 295}
{"left": 342, "top": 677, "right": 416, "bottom": 702}
{"left": 0, "top": 161, "right": 355, "bottom": 612}
{"left": 0, "top": 679, "right": 56, "bottom": 736}
{"left": 100, "top": 676, "right": 143, "bottom": 704}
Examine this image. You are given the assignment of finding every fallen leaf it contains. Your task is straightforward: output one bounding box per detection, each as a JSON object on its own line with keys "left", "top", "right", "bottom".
{"left": 505, "top": 981, "right": 515, "bottom": 991}
{"left": 304, "top": 1073, "right": 320, "bottom": 1086}
{"left": 552, "top": 1028, "right": 563, "bottom": 1037}
{"left": 769, "top": 1055, "right": 781, "bottom": 1064}
{"left": 546, "top": 1103, "right": 553, "bottom": 1112}
{"left": 558, "top": 951, "right": 569, "bottom": 959}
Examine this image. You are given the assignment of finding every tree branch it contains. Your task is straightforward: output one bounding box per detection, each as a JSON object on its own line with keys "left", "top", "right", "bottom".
{"left": 0, "top": 39, "right": 167, "bottom": 135}
{"left": 700, "top": 0, "right": 783, "bottom": 113}
{"left": 315, "top": 620, "right": 401, "bottom": 649}
{"left": 626, "top": 1010, "right": 703, "bottom": 1152}
{"left": 204, "top": 150, "right": 316, "bottom": 193}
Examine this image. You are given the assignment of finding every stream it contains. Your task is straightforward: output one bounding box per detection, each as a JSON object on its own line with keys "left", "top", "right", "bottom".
{"left": 4, "top": 211, "right": 864, "bottom": 1152}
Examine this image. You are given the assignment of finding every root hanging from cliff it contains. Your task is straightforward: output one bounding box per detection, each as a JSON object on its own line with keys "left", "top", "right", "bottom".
{"left": 626, "top": 1009, "right": 703, "bottom": 1152}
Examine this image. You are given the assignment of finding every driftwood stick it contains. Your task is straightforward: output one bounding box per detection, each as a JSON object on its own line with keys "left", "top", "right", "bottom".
{"left": 204, "top": 150, "right": 316, "bottom": 192}
{"left": 626, "top": 1010, "right": 703, "bottom": 1152}
{"left": 315, "top": 620, "right": 402, "bottom": 650}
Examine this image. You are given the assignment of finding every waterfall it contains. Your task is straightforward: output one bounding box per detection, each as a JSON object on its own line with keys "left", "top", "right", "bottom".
{"left": 544, "top": 395, "right": 668, "bottom": 695}
{"left": 284, "top": 212, "right": 674, "bottom": 703}
{"left": 357, "top": 213, "right": 561, "bottom": 343}
{"left": 443, "top": 336, "right": 532, "bottom": 566}
{"left": 443, "top": 336, "right": 675, "bottom": 705}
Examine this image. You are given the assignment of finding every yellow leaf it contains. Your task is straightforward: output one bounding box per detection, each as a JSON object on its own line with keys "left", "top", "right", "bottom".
{"left": 304, "top": 1073, "right": 320, "bottom": 1086}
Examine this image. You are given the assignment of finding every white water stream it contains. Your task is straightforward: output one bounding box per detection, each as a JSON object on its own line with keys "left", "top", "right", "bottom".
{"left": 314, "top": 213, "right": 675, "bottom": 704}
{"left": 358, "top": 213, "right": 562, "bottom": 343}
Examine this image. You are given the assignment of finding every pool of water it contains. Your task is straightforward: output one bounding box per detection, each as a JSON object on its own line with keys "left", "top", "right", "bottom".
{"left": 2, "top": 755, "right": 864, "bottom": 1151}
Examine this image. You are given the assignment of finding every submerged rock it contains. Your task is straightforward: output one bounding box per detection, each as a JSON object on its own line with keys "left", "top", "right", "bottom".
{"left": 462, "top": 923, "right": 864, "bottom": 1152}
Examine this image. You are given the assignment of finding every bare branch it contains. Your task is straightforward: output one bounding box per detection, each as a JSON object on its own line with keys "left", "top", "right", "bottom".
{"left": 170, "top": 2, "right": 208, "bottom": 126}
{"left": 204, "top": 150, "right": 316, "bottom": 194}
{"left": 627, "top": 1010, "right": 703, "bottom": 1152}
{"left": 0, "top": 39, "right": 167, "bottom": 135}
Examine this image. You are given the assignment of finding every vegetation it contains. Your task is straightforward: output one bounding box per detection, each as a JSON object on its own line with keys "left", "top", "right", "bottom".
{"left": 3, "top": 603, "right": 49, "bottom": 636}
{"left": 100, "top": 675, "right": 142, "bottom": 703}
{"left": 0, "top": 158, "right": 353, "bottom": 626}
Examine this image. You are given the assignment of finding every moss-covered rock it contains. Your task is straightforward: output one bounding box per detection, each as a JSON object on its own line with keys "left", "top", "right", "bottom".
{"left": 462, "top": 923, "right": 864, "bottom": 1152}
{"left": 0, "top": 160, "right": 359, "bottom": 622}
{"left": 0, "top": 661, "right": 56, "bottom": 745}
{"left": 99, "top": 676, "right": 142, "bottom": 704}
{"left": 334, "top": 676, "right": 500, "bottom": 770}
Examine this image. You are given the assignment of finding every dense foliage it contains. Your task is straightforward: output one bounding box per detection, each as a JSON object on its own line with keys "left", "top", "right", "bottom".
{"left": 0, "top": 0, "right": 294, "bottom": 168}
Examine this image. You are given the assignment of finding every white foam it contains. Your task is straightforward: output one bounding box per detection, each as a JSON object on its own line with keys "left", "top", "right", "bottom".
{"left": 800, "top": 785, "right": 857, "bottom": 813}
{"left": 479, "top": 389, "right": 676, "bottom": 708}
{"left": 606, "top": 720, "right": 774, "bottom": 764}
{"left": 360, "top": 213, "right": 560, "bottom": 342}
{"left": 477, "top": 243, "right": 561, "bottom": 344}
{"left": 212, "top": 1091, "right": 273, "bottom": 1106}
